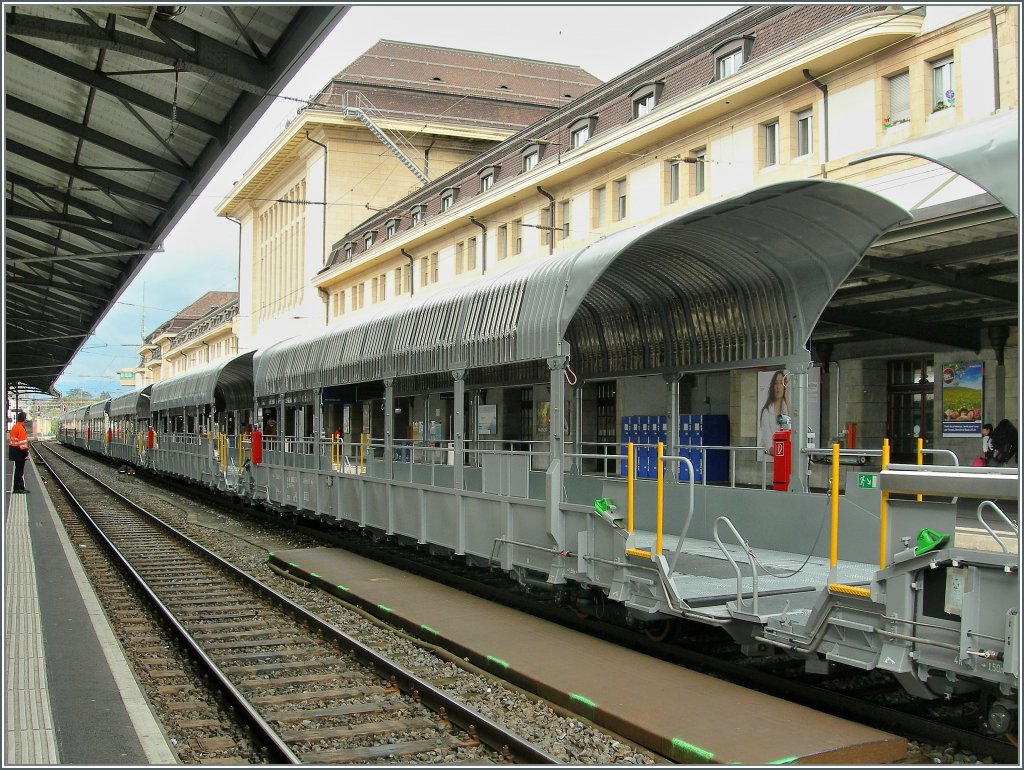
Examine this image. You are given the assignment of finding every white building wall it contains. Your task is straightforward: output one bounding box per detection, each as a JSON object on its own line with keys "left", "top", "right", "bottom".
{"left": 237, "top": 217, "right": 255, "bottom": 350}
{"left": 827, "top": 79, "right": 876, "bottom": 159}
{"left": 709, "top": 125, "right": 754, "bottom": 197}
{"left": 959, "top": 35, "right": 997, "bottom": 119}
{"left": 629, "top": 163, "right": 661, "bottom": 222}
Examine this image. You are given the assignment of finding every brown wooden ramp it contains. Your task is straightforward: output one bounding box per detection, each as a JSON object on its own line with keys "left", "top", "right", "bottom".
{"left": 270, "top": 546, "right": 906, "bottom": 764}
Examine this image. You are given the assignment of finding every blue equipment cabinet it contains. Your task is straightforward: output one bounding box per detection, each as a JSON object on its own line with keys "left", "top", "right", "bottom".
{"left": 679, "top": 414, "right": 729, "bottom": 482}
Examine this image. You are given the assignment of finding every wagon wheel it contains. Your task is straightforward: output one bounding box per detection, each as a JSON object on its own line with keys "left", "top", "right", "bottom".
{"left": 644, "top": 617, "right": 676, "bottom": 642}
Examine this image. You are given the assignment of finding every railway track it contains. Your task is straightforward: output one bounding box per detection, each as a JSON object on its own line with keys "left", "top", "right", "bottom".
{"left": 36, "top": 444, "right": 557, "bottom": 765}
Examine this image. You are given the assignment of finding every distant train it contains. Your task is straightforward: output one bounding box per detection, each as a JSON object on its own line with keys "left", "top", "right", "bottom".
{"left": 57, "top": 180, "right": 1018, "bottom": 733}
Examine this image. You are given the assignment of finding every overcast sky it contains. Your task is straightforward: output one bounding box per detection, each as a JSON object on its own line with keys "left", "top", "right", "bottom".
{"left": 45, "top": 3, "right": 972, "bottom": 396}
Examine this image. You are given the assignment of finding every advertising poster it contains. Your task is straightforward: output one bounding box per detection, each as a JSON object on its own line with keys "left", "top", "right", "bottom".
{"left": 941, "top": 361, "right": 983, "bottom": 436}
{"left": 755, "top": 368, "right": 821, "bottom": 461}
{"left": 478, "top": 404, "right": 497, "bottom": 435}
{"left": 536, "top": 401, "right": 551, "bottom": 436}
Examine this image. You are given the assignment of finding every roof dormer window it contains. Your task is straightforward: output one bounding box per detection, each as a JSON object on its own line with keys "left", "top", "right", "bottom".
{"left": 363, "top": 230, "right": 376, "bottom": 250}
{"left": 478, "top": 165, "right": 501, "bottom": 192}
{"left": 521, "top": 142, "right": 544, "bottom": 172}
{"left": 440, "top": 186, "right": 459, "bottom": 212}
{"left": 712, "top": 36, "right": 755, "bottom": 81}
{"left": 568, "top": 116, "right": 598, "bottom": 149}
{"left": 630, "top": 82, "right": 664, "bottom": 119}
{"left": 385, "top": 218, "right": 400, "bottom": 238}
{"left": 410, "top": 204, "right": 426, "bottom": 226}
{"left": 343, "top": 241, "right": 356, "bottom": 260}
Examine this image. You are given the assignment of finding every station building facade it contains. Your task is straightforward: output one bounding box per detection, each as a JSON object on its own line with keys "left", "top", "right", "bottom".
{"left": 214, "top": 40, "right": 601, "bottom": 352}
{"left": 307, "top": 4, "right": 1019, "bottom": 475}
{"left": 135, "top": 291, "right": 239, "bottom": 386}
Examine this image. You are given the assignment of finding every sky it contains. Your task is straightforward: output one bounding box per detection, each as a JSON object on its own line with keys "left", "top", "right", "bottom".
{"left": 33, "top": 3, "right": 743, "bottom": 396}
{"left": 30, "top": 2, "right": 974, "bottom": 397}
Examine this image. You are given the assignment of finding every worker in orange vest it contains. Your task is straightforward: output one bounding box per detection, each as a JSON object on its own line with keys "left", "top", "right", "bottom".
{"left": 8, "top": 411, "right": 30, "bottom": 494}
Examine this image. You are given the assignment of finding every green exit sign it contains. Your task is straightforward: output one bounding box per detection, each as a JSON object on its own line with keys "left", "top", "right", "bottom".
{"left": 858, "top": 473, "right": 878, "bottom": 489}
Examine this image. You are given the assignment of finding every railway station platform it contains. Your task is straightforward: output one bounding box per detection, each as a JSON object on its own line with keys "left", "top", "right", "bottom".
{"left": 3, "top": 454, "right": 176, "bottom": 765}
{"left": 270, "top": 544, "right": 908, "bottom": 764}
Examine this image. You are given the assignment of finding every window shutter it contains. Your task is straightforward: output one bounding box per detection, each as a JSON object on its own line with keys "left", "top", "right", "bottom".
{"left": 889, "top": 72, "right": 910, "bottom": 121}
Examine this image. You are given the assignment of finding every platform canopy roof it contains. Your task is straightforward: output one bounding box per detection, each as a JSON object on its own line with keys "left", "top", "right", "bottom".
{"left": 4, "top": 4, "right": 348, "bottom": 396}
{"left": 255, "top": 180, "right": 909, "bottom": 396}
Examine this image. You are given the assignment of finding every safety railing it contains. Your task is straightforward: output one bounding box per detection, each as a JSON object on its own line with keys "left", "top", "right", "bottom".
{"left": 975, "top": 500, "right": 1019, "bottom": 554}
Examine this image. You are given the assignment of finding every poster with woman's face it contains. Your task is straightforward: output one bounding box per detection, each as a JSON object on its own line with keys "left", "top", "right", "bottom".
{"left": 755, "top": 368, "right": 820, "bottom": 459}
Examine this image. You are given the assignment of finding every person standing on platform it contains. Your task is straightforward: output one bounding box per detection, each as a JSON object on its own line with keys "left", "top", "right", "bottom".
{"left": 8, "top": 411, "right": 30, "bottom": 494}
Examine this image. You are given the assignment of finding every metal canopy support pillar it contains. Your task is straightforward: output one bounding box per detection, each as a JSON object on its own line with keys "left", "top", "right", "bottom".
{"left": 384, "top": 378, "right": 394, "bottom": 480}
{"left": 664, "top": 372, "right": 683, "bottom": 479}
{"left": 452, "top": 369, "right": 466, "bottom": 490}
{"left": 789, "top": 357, "right": 811, "bottom": 493}
{"left": 571, "top": 376, "right": 584, "bottom": 473}
{"left": 546, "top": 353, "right": 568, "bottom": 551}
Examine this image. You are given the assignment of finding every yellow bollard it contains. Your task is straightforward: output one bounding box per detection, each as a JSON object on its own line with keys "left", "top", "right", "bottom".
{"left": 656, "top": 442, "right": 664, "bottom": 558}
{"left": 830, "top": 443, "right": 840, "bottom": 571}
{"left": 916, "top": 437, "right": 924, "bottom": 502}
{"left": 627, "top": 442, "right": 635, "bottom": 532}
{"left": 880, "top": 438, "right": 890, "bottom": 569}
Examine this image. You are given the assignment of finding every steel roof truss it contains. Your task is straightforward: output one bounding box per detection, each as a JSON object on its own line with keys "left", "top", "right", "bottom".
{"left": 6, "top": 139, "right": 167, "bottom": 209}
{"left": 859, "top": 255, "right": 1018, "bottom": 303}
{"left": 821, "top": 308, "right": 979, "bottom": 349}
{"left": 6, "top": 96, "right": 191, "bottom": 180}
{"left": 6, "top": 12, "right": 270, "bottom": 94}
{"left": 5, "top": 38, "right": 225, "bottom": 140}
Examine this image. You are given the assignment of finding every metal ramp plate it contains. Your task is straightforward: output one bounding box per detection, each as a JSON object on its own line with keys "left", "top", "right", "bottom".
{"left": 629, "top": 531, "right": 876, "bottom": 605}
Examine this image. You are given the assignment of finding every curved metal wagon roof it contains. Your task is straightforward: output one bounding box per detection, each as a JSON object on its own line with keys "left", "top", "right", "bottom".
{"left": 256, "top": 179, "right": 908, "bottom": 396}
{"left": 150, "top": 351, "right": 254, "bottom": 412}
{"left": 108, "top": 385, "right": 153, "bottom": 418}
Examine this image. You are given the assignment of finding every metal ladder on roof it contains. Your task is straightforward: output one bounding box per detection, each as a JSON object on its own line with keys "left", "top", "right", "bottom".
{"left": 342, "top": 106, "right": 430, "bottom": 185}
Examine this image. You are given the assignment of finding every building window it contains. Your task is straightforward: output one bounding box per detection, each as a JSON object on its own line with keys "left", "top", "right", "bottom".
{"left": 592, "top": 186, "right": 606, "bottom": 228}
{"left": 421, "top": 252, "right": 439, "bottom": 286}
{"left": 364, "top": 231, "right": 376, "bottom": 250}
{"left": 762, "top": 121, "right": 779, "bottom": 168}
{"left": 331, "top": 291, "right": 345, "bottom": 318}
{"left": 513, "top": 219, "right": 523, "bottom": 255}
{"left": 479, "top": 164, "right": 500, "bottom": 192}
{"left": 716, "top": 49, "right": 743, "bottom": 79}
{"left": 440, "top": 187, "right": 458, "bottom": 212}
{"left": 497, "top": 224, "right": 508, "bottom": 260}
{"left": 692, "top": 148, "right": 706, "bottom": 195}
{"left": 410, "top": 204, "right": 426, "bottom": 226}
{"left": 887, "top": 70, "right": 910, "bottom": 124}
{"left": 795, "top": 109, "right": 812, "bottom": 157}
{"left": 540, "top": 207, "right": 551, "bottom": 246}
{"left": 560, "top": 200, "right": 570, "bottom": 239}
{"left": 712, "top": 36, "right": 753, "bottom": 81}
{"left": 521, "top": 142, "right": 544, "bottom": 172}
{"left": 343, "top": 242, "right": 355, "bottom": 259}
{"left": 630, "top": 82, "right": 663, "bottom": 119}
{"left": 455, "top": 241, "right": 465, "bottom": 274}
{"left": 385, "top": 218, "right": 400, "bottom": 238}
{"left": 394, "top": 264, "right": 410, "bottom": 295}
{"left": 931, "top": 55, "right": 955, "bottom": 111}
{"left": 467, "top": 237, "right": 477, "bottom": 271}
{"left": 568, "top": 116, "right": 597, "bottom": 149}
{"left": 371, "top": 273, "right": 386, "bottom": 303}
{"left": 667, "top": 160, "right": 681, "bottom": 203}
{"left": 614, "top": 178, "right": 627, "bottom": 221}
{"left": 352, "top": 283, "right": 365, "bottom": 310}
